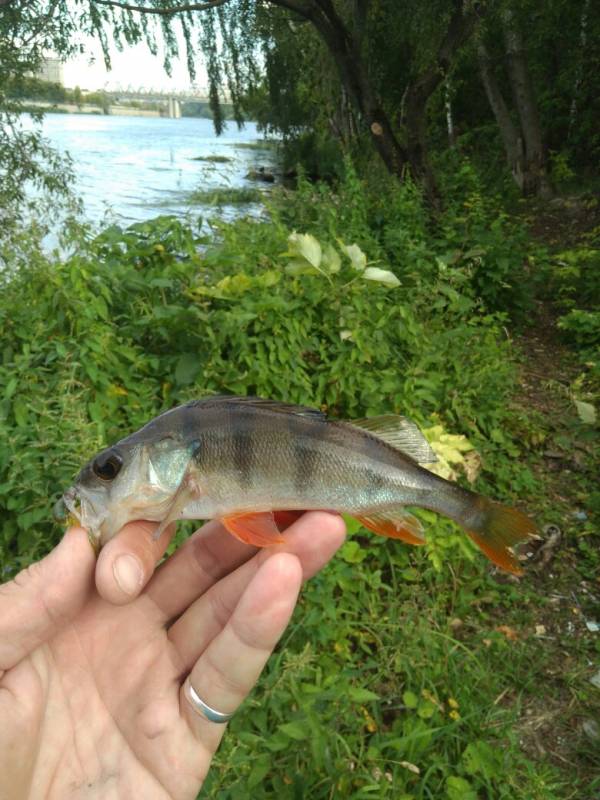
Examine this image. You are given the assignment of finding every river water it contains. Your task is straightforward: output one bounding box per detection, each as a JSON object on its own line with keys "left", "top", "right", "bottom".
{"left": 38, "top": 113, "right": 277, "bottom": 226}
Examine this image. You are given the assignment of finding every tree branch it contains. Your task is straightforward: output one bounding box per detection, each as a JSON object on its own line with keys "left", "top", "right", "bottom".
{"left": 90, "top": 0, "right": 230, "bottom": 15}
{"left": 407, "top": 0, "right": 484, "bottom": 107}
{"left": 270, "top": 0, "right": 315, "bottom": 20}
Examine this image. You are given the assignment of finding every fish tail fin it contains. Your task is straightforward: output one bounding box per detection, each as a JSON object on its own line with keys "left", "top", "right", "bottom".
{"left": 355, "top": 509, "right": 426, "bottom": 546}
{"left": 467, "top": 501, "right": 536, "bottom": 575}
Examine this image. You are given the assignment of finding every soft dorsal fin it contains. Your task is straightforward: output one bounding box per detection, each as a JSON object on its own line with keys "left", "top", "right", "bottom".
{"left": 185, "top": 396, "right": 326, "bottom": 421}
{"left": 350, "top": 415, "right": 437, "bottom": 464}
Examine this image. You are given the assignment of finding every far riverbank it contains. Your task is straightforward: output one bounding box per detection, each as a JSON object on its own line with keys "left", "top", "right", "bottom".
{"left": 22, "top": 100, "right": 163, "bottom": 117}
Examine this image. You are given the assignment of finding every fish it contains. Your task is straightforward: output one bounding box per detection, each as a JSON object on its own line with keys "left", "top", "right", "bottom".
{"left": 62, "top": 395, "right": 536, "bottom": 574}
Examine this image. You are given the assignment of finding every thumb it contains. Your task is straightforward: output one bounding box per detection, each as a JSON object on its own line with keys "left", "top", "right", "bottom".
{"left": 0, "top": 527, "right": 95, "bottom": 674}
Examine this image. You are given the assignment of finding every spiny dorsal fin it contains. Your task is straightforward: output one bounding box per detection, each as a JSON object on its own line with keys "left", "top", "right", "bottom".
{"left": 186, "top": 396, "right": 326, "bottom": 421}
{"left": 350, "top": 415, "right": 437, "bottom": 464}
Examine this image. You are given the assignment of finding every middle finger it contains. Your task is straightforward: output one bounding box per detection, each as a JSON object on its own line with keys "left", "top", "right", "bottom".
{"left": 167, "top": 512, "right": 345, "bottom": 671}
{"left": 145, "top": 520, "right": 256, "bottom": 621}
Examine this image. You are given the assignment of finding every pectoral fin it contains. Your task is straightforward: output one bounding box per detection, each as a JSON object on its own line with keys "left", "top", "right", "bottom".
{"left": 221, "top": 511, "right": 286, "bottom": 547}
{"left": 153, "top": 471, "right": 202, "bottom": 540}
{"left": 355, "top": 509, "right": 426, "bottom": 545}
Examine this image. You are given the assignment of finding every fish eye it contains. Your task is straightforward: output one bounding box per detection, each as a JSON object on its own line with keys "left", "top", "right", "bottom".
{"left": 92, "top": 449, "right": 123, "bottom": 481}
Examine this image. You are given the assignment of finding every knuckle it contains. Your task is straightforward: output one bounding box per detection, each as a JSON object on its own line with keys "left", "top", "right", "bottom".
{"left": 204, "top": 650, "right": 247, "bottom": 700}
{"left": 190, "top": 534, "right": 224, "bottom": 584}
{"left": 208, "top": 589, "right": 235, "bottom": 630}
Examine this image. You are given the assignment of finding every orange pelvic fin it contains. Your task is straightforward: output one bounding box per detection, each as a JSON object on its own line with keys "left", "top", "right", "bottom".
{"left": 273, "top": 510, "right": 304, "bottom": 530}
{"left": 467, "top": 502, "right": 536, "bottom": 576}
{"left": 355, "top": 510, "right": 426, "bottom": 546}
{"left": 221, "top": 511, "right": 286, "bottom": 547}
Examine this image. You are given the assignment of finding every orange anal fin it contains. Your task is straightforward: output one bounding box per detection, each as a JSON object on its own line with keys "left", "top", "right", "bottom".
{"left": 273, "top": 510, "right": 305, "bottom": 530}
{"left": 221, "top": 512, "right": 286, "bottom": 547}
{"left": 355, "top": 510, "right": 425, "bottom": 546}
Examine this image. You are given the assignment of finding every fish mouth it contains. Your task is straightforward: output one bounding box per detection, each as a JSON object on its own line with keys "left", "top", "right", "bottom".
{"left": 62, "top": 485, "right": 107, "bottom": 537}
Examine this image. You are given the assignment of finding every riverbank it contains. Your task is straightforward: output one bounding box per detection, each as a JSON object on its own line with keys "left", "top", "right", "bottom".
{"left": 20, "top": 99, "right": 238, "bottom": 120}
{"left": 22, "top": 100, "right": 163, "bottom": 117}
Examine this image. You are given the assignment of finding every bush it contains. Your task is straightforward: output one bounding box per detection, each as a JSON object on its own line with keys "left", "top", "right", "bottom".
{"left": 0, "top": 177, "right": 574, "bottom": 799}
{"left": 0, "top": 175, "right": 520, "bottom": 570}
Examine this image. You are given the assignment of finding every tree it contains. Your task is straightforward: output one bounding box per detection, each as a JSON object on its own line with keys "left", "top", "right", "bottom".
{"left": 70, "top": 0, "right": 485, "bottom": 201}
{"left": 0, "top": 0, "right": 76, "bottom": 238}
{"left": 477, "top": 6, "right": 553, "bottom": 197}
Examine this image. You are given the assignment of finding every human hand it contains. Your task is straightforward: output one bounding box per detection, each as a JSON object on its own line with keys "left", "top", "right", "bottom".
{"left": 0, "top": 512, "right": 345, "bottom": 799}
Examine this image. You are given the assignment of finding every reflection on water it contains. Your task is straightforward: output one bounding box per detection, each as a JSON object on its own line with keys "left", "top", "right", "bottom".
{"left": 37, "top": 114, "right": 277, "bottom": 225}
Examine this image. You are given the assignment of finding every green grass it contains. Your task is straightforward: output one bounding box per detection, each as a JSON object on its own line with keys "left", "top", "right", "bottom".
{"left": 191, "top": 155, "right": 233, "bottom": 163}
{"left": 188, "top": 186, "right": 264, "bottom": 205}
{"left": 228, "top": 140, "right": 279, "bottom": 150}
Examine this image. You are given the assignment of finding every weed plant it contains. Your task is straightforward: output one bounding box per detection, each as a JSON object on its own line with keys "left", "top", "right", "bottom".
{"left": 0, "top": 165, "right": 598, "bottom": 798}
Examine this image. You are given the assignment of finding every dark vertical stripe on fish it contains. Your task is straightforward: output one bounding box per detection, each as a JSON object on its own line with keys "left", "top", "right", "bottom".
{"left": 361, "top": 428, "right": 385, "bottom": 462}
{"left": 293, "top": 440, "right": 320, "bottom": 494}
{"left": 231, "top": 410, "right": 253, "bottom": 489}
{"left": 364, "top": 467, "right": 386, "bottom": 503}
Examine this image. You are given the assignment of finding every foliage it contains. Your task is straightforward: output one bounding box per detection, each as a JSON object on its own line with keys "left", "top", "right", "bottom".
{"left": 0, "top": 1, "right": 78, "bottom": 238}
{"left": 1, "top": 165, "right": 599, "bottom": 798}
{"left": 540, "top": 222, "right": 600, "bottom": 376}
{"left": 189, "top": 186, "right": 264, "bottom": 205}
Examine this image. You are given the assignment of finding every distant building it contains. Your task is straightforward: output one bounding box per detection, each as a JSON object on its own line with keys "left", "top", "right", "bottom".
{"left": 36, "top": 58, "right": 64, "bottom": 85}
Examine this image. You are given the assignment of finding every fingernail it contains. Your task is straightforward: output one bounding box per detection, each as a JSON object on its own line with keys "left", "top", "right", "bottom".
{"left": 113, "top": 554, "right": 143, "bottom": 596}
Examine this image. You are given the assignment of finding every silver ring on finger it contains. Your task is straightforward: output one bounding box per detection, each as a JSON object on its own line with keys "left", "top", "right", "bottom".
{"left": 183, "top": 676, "right": 235, "bottom": 724}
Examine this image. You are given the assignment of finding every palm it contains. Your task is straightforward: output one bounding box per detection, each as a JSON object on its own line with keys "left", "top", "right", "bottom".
{"left": 0, "top": 514, "right": 344, "bottom": 800}
{"left": 11, "top": 597, "right": 201, "bottom": 799}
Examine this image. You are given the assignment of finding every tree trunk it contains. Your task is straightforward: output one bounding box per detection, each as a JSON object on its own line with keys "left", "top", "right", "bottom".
{"left": 307, "top": 0, "right": 408, "bottom": 179}
{"left": 568, "top": 0, "right": 590, "bottom": 140}
{"left": 444, "top": 78, "right": 456, "bottom": 148}
{"left": 477, "top": 39, "right": 526, "bottom": 191}
{"left": 502, "top": 9, "right": 553, "bottom": 197}
{"left": 402, "top": 90, "right": 439, "bottom": 204}
{"left": 401, "top": 0, "right": 482, "bottom": 205}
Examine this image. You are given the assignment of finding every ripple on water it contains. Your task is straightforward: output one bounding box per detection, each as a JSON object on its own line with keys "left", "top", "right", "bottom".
{"left": 36, "top": 114, "right": 279, "bottom": 226}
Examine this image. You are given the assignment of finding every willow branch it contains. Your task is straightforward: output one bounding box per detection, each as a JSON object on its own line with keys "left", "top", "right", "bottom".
{"left": 91, "top": 0, "right": 230, "bottom": 15}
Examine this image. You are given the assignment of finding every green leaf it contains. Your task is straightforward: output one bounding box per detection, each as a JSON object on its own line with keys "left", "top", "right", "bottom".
{"left": 446, "top": 776, "right": 477, "bottom": 800}
{"left": 322, "top": 243, "right": 341, "bottom": 273}
{"left": 349, "top": 687, "right": 380, "bottom": 702}
{"left": 287, "top": 232, "right": 322, "bottom": 268}
{"left": 279, "top": 721, "right": 309, "bottom": 741}
{"left": 247, "top": 754, "right": 271, "bottom": 789}
{"left": 174, "top": 353, "right": 201, "bottom": 385}
{"left": 342, "top": 242, "right": 367, "bottom": 271}
{"left": 13, "top": 399, "right": 29, "bottom": 427}
{"left": 340, "top": 540, "right": 367, "bottom": 563}
{"left": 362, "top": 266, "right": 400, "bottom": 287}
{"left": 402, "top": 690, "right": 418, "bottom": 709}
{"left": 417, "top": 701, "right": 436, "bottom": 719}
{"left": 4, "top": 377, "right": 18, "bottom": 400}
{"left": 575, "top": 399, "right": 596, "bottom": 424}
{"left": 462, "top": 740, "right": 500, "bottom": 780}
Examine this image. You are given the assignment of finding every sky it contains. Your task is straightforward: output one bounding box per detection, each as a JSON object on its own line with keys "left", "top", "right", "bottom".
{"left": 62, "top": 35, "right": 208, "bottom": 93}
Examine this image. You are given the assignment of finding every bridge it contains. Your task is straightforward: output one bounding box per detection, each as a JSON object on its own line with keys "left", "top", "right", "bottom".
{"left": 103, "top": 84, "right": 224, "bottom": 118}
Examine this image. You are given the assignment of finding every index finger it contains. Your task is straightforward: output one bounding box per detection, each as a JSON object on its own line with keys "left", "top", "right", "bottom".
{"left": 94, "top": 519, "right": 177, "bottom": 604}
